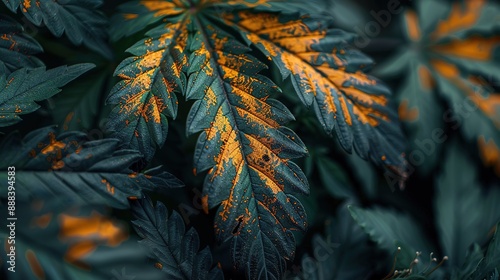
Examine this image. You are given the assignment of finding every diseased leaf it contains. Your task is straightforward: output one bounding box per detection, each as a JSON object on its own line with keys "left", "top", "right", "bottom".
{"left": 0, "top": 127, "right": 183, "bottom": 208}
{"left": 2, "top": 0, "right": 112, "bottom": 58}
{"left": 0, "top": 200, "right": 164, "bottom": 280}
{"left": 130, "top": 195, "right": 223, "bottom": 280}
{"left": 0, "top": 14, "right": 43, "bottom": 74}
{"left": 376, "top": 0, "right": 500, "bottom": 176}
{"left": 0, "top": 64, "right": 94, "bottom": 127}
{"left": 224, "top": 11, "right": 406, "bottom": 177}
{"left": 106, "top": 19, "right": 186, "bottom": 161}
{"left": 111, "top": 2, "right": 310, "bottom": 279}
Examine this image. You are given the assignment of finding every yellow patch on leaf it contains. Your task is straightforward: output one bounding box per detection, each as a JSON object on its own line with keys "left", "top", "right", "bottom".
{"left": 404, "top": 10, "right": 421, "bottom": 41}
{"left": 432, "top": 36, "right": 500, "bottom": 61}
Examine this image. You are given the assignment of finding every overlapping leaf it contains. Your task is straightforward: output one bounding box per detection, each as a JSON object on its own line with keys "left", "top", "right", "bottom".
{"left": 0, "top": 127, "right": 183, "bottom": 208}
{"left": 130, "top": 196, "right": 223, "bottom": 280}
{"left": 110, "top": 1, "right": 310, "bottom": 278}
{"left": 222, "top": 10, "right": 406, "bottom": 177}
{"left": 0, "top": 200, "right": 164, "bottom": 279}
{"left": 0, "top": 64, "right": 94, "bottom": 127}
{"left": 1, "top": 0, "right": 111, "bottom": 58}
{"left": 0, "top": 15, "right": 43, "bottom": 74}
{"left": 377, "top": 0, "right": 500, "bottom": 175}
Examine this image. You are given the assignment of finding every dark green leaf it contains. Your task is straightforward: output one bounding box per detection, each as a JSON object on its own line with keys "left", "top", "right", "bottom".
{"left": 0, "top": 64, "right": 94, "bottom": 127}
{"left": 0, "top": 127, "right": 183, "bottom": 208}
{"left": 130, "top": 195, "right": 223, "bottom": 280}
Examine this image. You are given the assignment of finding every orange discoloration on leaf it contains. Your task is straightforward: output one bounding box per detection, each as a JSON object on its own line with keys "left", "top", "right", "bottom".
{"left": 431, "top": 59, "right": 460, "bottom": 79}
{"left": 26, "top": 250, "right": 45, "bottom": 280}
{"left": 432, "top": 0, "right": 486, "bottom": 39}
{"left": 101, "top": 179, "right": 116, "bottom": 195}
{"left": 398, "top": 99, "right": 419, "bottom": 122}
{"left": 478, "top": 136, "right": 500, "bottom": 176}
{"left": 231, "top": 12, "right": 390, "bottom": 127}
{"left": 59, "top": 211, "right": 127, "bottom": 264}
{"left": 52, "top": 160, "right": 65, "bottom": 170}
{"left": 33, "top": 213, "right": 52, "bottom": 229}
{"left": 124, "top": 13, "right": 138, "bottom": 20}
{"left": 404, "top": 10, "right": 421, "bottom": 41}
{"left": 154, "top": 262, "right": 163, "bottom": 269}
{"left": 201, "top": 194, "right": 209, "bottom": 214}
{"left": 140, "top": 0, "right": 186, "bottom": 17}
{"left": 41, "top": 132, "right": 66, "bottom": 155}
{"left": 63, "top": 112, "right": 75, "bottom": 131}
{"left": 432, "top": 36, "right": 500, "bottom": 61}
{"left": 470, "top": 93, "right": 500, "bottom": 128}
{"left": 418, "top": 65, "right": 434, "bottom": 91}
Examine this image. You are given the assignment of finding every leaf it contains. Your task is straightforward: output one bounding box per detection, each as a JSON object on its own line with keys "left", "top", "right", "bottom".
{"left": 51, "top": 67, "right": 110, "bottom": 131}
{"left": 0, "top": 64, "right": 94, "bottom": 127}
{"left": 0, "top": 199, "right": 164, "bottom": 280}
{"left": 130, "top": 196, "right": 223, "bottom": 280}
{"left": 106, "top": 20, "right": 185, "bottom": 161}
{"left": 466, "top": 223, "right": 500, "bottom": 280}
{"left": 0, "top": 127, "right": 183, "bottom": 208}
{"left": 0, "top": 15, "right": 43, "bottom": 74}
{"left": 224, "top": 11, "right": 407, "bottom": 177}
{"left": 111, "top": 2, "right": 311, "bottom": 279}
{"left": 297, "top": 204, "right": 374, "bottom": 280}
{"left": 435, "top": 140, "right": 500, "bottom": 267}
{"left": 2, "top": 0, "right": 112, "bottom": 58}
{"left": 376, "top": 0, "right": 500, "bottom": 176}
{"left": 348, "top": 205, "right": 434, "bottom": 270}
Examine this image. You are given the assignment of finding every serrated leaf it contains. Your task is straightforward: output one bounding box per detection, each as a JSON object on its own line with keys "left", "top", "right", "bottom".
{"left": 130, "top": 196, "right": 223, "bottom": 280}
{"left": 0, "top": 15, "right": 43, "bottom": 74}
{"left": 348, "top": 205, "right": 433, "bottom": 270}
{"left": 0, "top": 127, "right": 183, "bottom": 208}
{"left": 435, "top": 140, "right": 500, "bottom": 267}
{"left": 106, "top": 20, "right": 186, "bottom": 161}
{"left": 224, "top": 11, "right": 406, "bottom": 177}
{"left": 0, "top": 64, "right": 94, "bottom": 127}
{"left": 2, "top": 0, "right": 112, "bottom": 58}
{"left": 466, "top": 223, "right": 500, "bottom": 280}
{"left": 296, "top": 204, "right": 373, "bottom": 280}
{"left": 111, "top": 2, "right": 312, "bottom": 279}
{"left": 376, "top": 0, "right": 500, "bottom": 176}
{"left": 0, "top": 200, "right": 164, "bottom": 280}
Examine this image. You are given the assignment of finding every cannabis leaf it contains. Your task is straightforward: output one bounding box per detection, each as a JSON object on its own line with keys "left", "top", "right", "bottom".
{"left": 0, "top": 14, "right": 43, "bottom": 73}
{"left": 1, "top": 0, "right": 112, "bottom": 58}
{"left": 435, "top": 139, "right": 500, "bottom": 268}
{"left": 0, "top": 200, "right": 164, "bottom": 280}
{"left": 377, "top": 0, "right": 500, "bottom": 176}
{"left": 0, "top": 127, "right": 183, "bottom": 208}
{"left": 0, "top": 64, "right": 94, "bottom": 127}
{"left": 109, "top": 1, "right": 408, "bottom": 278}
{"left": 348, "top": 205, "right": 433, "bottom": 268}
{"left": 130, "top": 196, "right": 223, "bottom": 280}
{"left": 295, "top": 204, "right": 374, "bottom": 280}
{"left": 224, "top": 10, "right": 406, "bottom": 176}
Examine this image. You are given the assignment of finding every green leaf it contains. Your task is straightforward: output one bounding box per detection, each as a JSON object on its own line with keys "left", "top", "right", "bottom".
{"left": 348, "top": 205, "right": 434, "bottom": 269}
{"left": 51, "top": 67, "right": 110, "bottom": 131}
{"left": 0, "top": 15, "right": 43, "bottom": 74}
{"left": 0, "top": 127, "right": 183, "bottom": 208}
{"left": 435, "top": 140, "right": 500, "bottom": 267}
{"left": 225, "top": 11, "right": 407, "bottom": 177}
{"left": 297, "top": 204, "right": 374, "bottom": 280}
{"left": 0, "top": 64, "right": 94, "bottom": 127}
{"left": 0, "top": 199, "right": 164, "bottom": 280}
{"left": 376, "top": 0, "right": 500, "bottom": 176}
{"left": 130, "top": 195, "right": 223, "bottom": 280}
{"left": 2, "top": 0, "right": 112, "bottom": 58}
{"left": 111, "top": 2, "right": 311, "bottom": 279}
{"left": 467, "top": 223, "right": 500, "bottom": 280}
